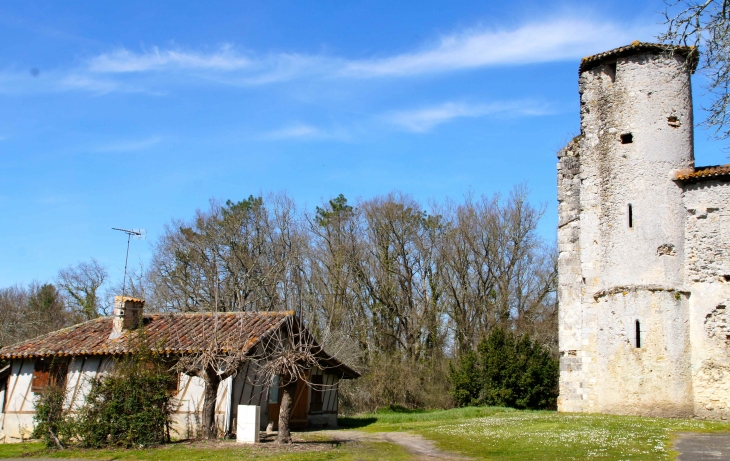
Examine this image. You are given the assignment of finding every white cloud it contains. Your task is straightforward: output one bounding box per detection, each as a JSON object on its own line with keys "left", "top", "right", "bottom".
{"left": 88, "top": 44, "right": 252, "bottom": 73}
{"left": 92, "top": 136, "right": 163, "bottom": 153}
{"left": 261, "top": 123, "right": 347, "bottom": 141}
{"left": 384, "top": 101, "right": 551, "bottom": 132}
{"left": 85, "top": 18, "right": 645, "bottom": 81}
{"left": 0, "top": 69, "right": 147, "bottom": 96}
{"left": 60, "top": 74, "right": 126, "bottom": 94}
{"left": 74, "top": 16, "right": 647, "bottom": 85}
{"left": 341, "top": 18, "right": 645, "bottom": 77}
{"left": 265, "top": 124, "right": 321, "bottom": 139}
{"left": 0, "top": 15, "right": 653, "bottom": 95}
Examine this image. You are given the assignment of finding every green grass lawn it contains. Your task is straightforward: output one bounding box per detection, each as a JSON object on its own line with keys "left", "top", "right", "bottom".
{"left": 342, "top": 407, "right": 730, "bottom": 460}
{"left": 3, "top": 408, "right": 729, "bottom": 461}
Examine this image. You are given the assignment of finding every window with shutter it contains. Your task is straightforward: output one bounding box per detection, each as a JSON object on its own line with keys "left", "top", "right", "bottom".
{"left": 32, "top": 363, "right": 50, "bottom": 392}
{"left": 32, "top": 361, "right": 68, "bottom": 393}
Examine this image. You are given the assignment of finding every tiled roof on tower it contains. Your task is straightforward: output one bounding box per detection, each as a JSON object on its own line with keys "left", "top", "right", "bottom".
{"left": 579, "top": 41, "right": 698, "bottom": 74}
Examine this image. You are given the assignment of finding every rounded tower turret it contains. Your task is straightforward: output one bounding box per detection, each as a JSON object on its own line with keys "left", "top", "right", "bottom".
{"left": 579, "top": 42, "right": 695, "bottom": 288}
{"left": 558, "top": 42, "right": 698, "bottom": 416}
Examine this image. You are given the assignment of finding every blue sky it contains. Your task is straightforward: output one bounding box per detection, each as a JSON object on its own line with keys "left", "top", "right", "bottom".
{"left": 1, "top": 0, "right": 728, "bottom": 288}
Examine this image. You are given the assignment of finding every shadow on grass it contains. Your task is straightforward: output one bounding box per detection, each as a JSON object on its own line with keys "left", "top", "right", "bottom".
{"left": 376, "top": 405, "right": 426, "bottom": 414}
{"left": 338, "top": 404, "right": 427, "bottom": 428}
{"left": 337, "top": 417, "right": 378, "bottom": 429}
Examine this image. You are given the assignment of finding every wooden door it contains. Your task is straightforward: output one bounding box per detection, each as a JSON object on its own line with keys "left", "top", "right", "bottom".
{"left": 289, "top": 372, "right": 310, "bottom": 429}
{"left": 267, "top": 373, "right": 309, "bottom": 430}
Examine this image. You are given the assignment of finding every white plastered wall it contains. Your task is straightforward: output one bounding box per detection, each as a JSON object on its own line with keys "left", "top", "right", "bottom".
{"left": 0, "top": 356, "right": 113, "bottom": 443}
{"left": 170, "top": 373, "right": 233, "bottom": 439}
{"left": 0, "top": 360, "right": 35, "bottom": 442}
{"left": 169, "top": 358, "right": 278, "bottom": 438}
{"left": 0, "top": 356, "right": 267, "bottom": 442}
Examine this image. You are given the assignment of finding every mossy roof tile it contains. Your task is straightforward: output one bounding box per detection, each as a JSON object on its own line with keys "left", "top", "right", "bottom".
{"left": 675, "top": 164, "right": 730, "bottom": 183}
{"left": 580, "top": 41, "right": 698, "bottom": 74}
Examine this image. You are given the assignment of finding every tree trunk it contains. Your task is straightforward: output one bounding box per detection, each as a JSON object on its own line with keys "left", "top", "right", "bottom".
{"left": 201, "top": 367, "right": 221, "bottom": 439}
{"left": 276, "top": 377, "right": 299, "bottom": 444}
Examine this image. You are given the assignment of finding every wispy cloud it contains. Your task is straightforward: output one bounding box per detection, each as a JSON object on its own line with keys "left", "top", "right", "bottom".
{"left": 84, "top": 17, "right": 647, "bottom": 82}
{"left": 0, "top": 15, "right": 652, "bottom": 95}
{"left": 88, "top": 45, "right": 252, "bottom": 73}
{"left": 341, "top": 19, "right": 645, "bottom": 77}
{"left": 0, "top": 69, "right": 148, "bottom": 96}
{"left": 261, "top": 123, "right": 347, "bottom": 141}
{"left": 92, "top": 136, "right": 163, "bottom": 153}
{"left": 60, "top": 74, "right": 128, "bottom": 94}
{"left": 384, "top": 101, "right": 551, "bottom": 132}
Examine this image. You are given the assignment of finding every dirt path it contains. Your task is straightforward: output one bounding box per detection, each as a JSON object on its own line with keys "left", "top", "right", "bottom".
{"left": 319, "top": 430, "right": 471, "bottom": 460}
{"left": 674, "top": 432, "right": 730, "bottom": 460}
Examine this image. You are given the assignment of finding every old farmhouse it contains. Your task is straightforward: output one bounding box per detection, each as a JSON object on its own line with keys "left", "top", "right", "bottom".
{"left": 558, "top": 42, "right": 730, "bottom": 419}
{"left": 0, "top": 297, "right": 359, "bottom": 443}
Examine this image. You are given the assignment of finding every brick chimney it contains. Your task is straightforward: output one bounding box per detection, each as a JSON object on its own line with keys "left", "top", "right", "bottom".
{"left": 109, "top": 296, "right": 145, "bottom": 339}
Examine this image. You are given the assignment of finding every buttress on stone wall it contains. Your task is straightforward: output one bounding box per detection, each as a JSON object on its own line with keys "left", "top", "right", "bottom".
{"left": 557, "top": 43, "right": 730, "bottom": 419}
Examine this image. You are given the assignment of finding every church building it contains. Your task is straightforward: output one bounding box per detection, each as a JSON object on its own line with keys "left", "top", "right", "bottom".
{"left": 558, "top": 42, "right": 730, "bottom": 419}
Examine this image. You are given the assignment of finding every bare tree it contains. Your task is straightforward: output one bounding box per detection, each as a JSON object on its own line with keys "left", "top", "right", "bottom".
{"left": 356, "top": 193, "right": 444, "bottom": 360}
{"left": 0, "top": 286, "right": 28, "bottom": 348}
{"left": 104, "top": 262, "right": 150, "bottom": 311}
{"left": 145, "top": 187, "right": 557, "bottom": 421}
{"left": 0, "top": 283, "right": 79, "bottom": 348}
{"left": 306, "top": 195, "right": 371, "bottom": 353}
{"left": 151, "top": 193, "right": 328, "bottom": 441}
{"left": 172, "top": 333, "right": 251, "bottom": 440}
{"left": 166, "top": 312, "right": 353, "bottom": 443}
{"left": 250, "top": 316, "right": 354, "bottom": 444}
{"left": 438, "top": 185, "right": 555, "bottom": 355}
{"left": 150, "top": 194, "right": 305, "bottom": 314}
{"left": 661, "top": 0, "right": 729, "bottom": 140}
{"left": 57, "top": 259, "right": 108, "bottom": 320}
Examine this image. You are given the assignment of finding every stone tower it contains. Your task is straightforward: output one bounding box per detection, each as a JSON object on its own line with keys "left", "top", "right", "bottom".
{"left": 558, "top": 42, "right": 699, "bottom": 416}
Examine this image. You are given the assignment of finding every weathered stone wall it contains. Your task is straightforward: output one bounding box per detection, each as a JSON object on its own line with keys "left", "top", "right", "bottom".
{"left": 592, "top": 287, "right": 693, "bottom": 417}
{"left": 559, "top": 44, "right": 730, "bottom": 420}
{"left": 683, "top": 180, "right": 730, "bottom": 419}
{"left": 588, "top": 53, "right": 693, "bottom": 289}
{"left": 557, "top": 136, "right": 584, "bottom": 412}
{"left": 559, "top": 50, "right": 696, "bottom": 416}
{"left": 574, "top": 62, "right": 618, "bottom": 414}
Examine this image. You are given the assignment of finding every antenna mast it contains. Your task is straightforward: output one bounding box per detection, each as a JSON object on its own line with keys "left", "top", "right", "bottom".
{"left": 112, "top": 227, "right": 146, "bottom": 296}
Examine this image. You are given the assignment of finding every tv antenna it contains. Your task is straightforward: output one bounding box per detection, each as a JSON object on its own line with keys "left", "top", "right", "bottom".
{"left": 112, "top": 227, "right": 146, "bottom": 296}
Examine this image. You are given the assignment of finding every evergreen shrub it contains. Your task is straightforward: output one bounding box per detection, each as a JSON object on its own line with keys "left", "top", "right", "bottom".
{"left": 77, "top": 340, "right": 176, "bottom": 448}
{"left": 33, "top": 334, "right": 176, "bottom": 449}
{"left": 33, "top": 381, "right": 75, "bottom": 448}
{"left": 450, "top": 328, "right": 558, "bottom": 410}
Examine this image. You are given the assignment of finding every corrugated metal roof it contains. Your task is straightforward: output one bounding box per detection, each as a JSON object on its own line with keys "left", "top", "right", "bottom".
{"left": 0, "top": 311, "right": 360, "bottom": 379}
{"left": 580, "top": 41, "right": 698, "bottom": 74}
{"left": 675, "top": 164, "right": 730, "bottom": 183}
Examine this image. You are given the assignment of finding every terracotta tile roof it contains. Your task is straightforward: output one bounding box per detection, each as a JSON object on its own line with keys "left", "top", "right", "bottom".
{"left": 580, "top": 41, "right": 698, "bottom": 74}
{"left": 0, "top": 310, "right": 360, "bottom": 379}
{"left": 0, "top": 311, "right": 291, "bottom": 359}
{"left": 675, "top": 164, "right": 730, "bottom": 183}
